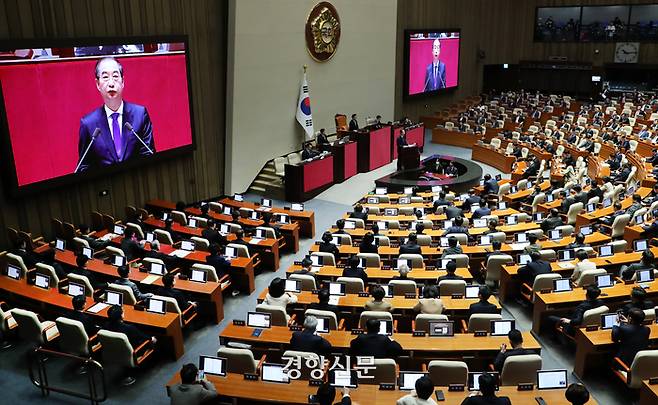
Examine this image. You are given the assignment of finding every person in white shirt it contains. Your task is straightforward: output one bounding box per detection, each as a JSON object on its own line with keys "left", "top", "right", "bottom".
{"left": 570, "top": 250, "right": 597, "bottom": 284}
{"left": 397, "top": 375, "right": 437, "bottom": 405}
{"left": 264, "top": 277, "right": 298, "bottom": 320}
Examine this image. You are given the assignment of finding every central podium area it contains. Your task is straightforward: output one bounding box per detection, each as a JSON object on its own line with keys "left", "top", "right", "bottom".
{"left": 374, "top": 154, "right": 483, "bottom": 193}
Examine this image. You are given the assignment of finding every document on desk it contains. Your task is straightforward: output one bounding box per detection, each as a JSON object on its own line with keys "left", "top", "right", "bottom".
{"left": 249, "top": 238, "right": 263, "bottom": 245}
{"left": 557, "top": 262, "right": 575, "bottom": 269}
{"left": 510, "top": 243, "right": 530, "bottom": 250}
{"left": 169, "top": 249, "right": 191, "bottom": 258}
{"left": 141, "top": 275, "right": 160, "bottom": 285}
{"left": 328, "top": 296, "right": 340, "bottom": 305}
{"left": 86, "top": 302, "right": 109, "bottom": 314}
{"left": 99, "top": 233, "right": 116, "bottom": 241}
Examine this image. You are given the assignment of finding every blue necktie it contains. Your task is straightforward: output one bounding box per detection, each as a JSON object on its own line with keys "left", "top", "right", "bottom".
{"left": 111, "top": 112, "right": 122, "bottom": 159}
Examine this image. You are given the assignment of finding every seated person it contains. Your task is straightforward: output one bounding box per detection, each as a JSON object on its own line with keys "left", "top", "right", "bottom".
{"left": 570, "top": 250, "right": 596, "bottom": 284}
{"left": 413, "top": 285, "right": 443, "bottom": 315}
{"left": 169, "top": 363, "right": 218, "bottom": 405}
{"left": 601, "top": 201, "right": 624, "bottom": 227}
{"left": 547, "top": 286, "right": 605, "bottom": 336}
{"left": 261, "top": 212, "right": 282, "bottom": 238}
{"left": 349, "top": 318, "right": 402, "bottom": 358}
{"left": 493, "top": 329, "right": 532, "bottom": 372}
{"left": 472, "top": 199, "right": 492, "bottom": 219}
{"left": 432, "top": 192, "right": 450, "bottom": 209}
{"left": 42, "top": 248, "right": 68, "bottom": 280}
{"left": 565, "top": 383, "right": 590, "bottom": 405}
{"left": 626, "top": 194, "right": 643, "bottom": 220}
{"left": 315, "top": 384, "right": 352, "bottom": 405}
{"left": 10, "top": 239, "right": 37, "bottom": 269}
{"left": 415, "top": 221, "right": 426, "bottom": 235}
{"left": 396, "top": 376, "right": 436, "bottom": 405}
{"left": 316, "top": 128, "right": 330, "bottom": 146}
{"left": 201, "top": 219, "right": 227, "bottom": 245}
{"left": 301, "top": 142, "right": 320, "bottom": 160}
{"left": 308, "top": 288, "right": 340, "bottom": 315}
{"left": 342, "top": 255, "right": 368, "bottom": 285}
{"left": 460, "top": 372, "right": 511, "bottom": 405}
{"left": 350, "top": 204, "right": 368, "bottom": 221}
{"left": 566, "top": 233, "right": 589, "bottom": 250}
{"left": 621, "top": 249, "right": 656, "bottom": 281}
{"left": 359, "top": 232, "right": 378, "bottom": 254}
{"left": 523, "top": 233, "right": 542, "bottom": 254}
{"left": 70, "top": 254, "right": 104, "bottom": 289}
{"left": 120, "top": 228, "right": 146, "bottom": 261}
{"left": 400, "top": 233, "right": 422, "bottom": 255}
{"left": 365, "top": 285, "right": 393, "bottom": 312}
{"left": 483, "top": 219, "right": 499, "bottom": 235}
{"left": 67, "top": 294, "right": 100, "bottom": 336}
{"left": 612, "top": 308, "right": 650, "bottom": 367}
{"left": 159, "top": 273, "right": 196, "bottom": 312}
{"left": 105, "top": 304, "right": 156, "bottom": 350}
{"left": 231, "top": 229, "right": 251, "bottom": 255}
{"left": 144, "top": 240, "right": 174, "bottom": 269}
{"left": 444, "top": 216, "right": 469, "bottom": 236}
{"left": 318, "top": 231, "right": 340, "bottom": 257}
{"left": 485, "top": 240, "right": 503, "bottom": 262}
{"left": 115, "top": 265, "right": 152, "bottom": 301}
{"left": 441, "top": 236, "right": 463, "bottom": 258}
{"left": 517, "top": 251, "right": 551, "bottom": 287}
{"left": 437, "top": 261, "right": 463, "bottom": 282}
{"left": 334, "top": 219, "right": 348, "bottom": 235}
{"left": 445, "top": 201, "right": 463, "bottom": 220}
{"left": 77, "top": 224, "right": 110, "bottom": 250}
{"left": 620, "top": 287, "right": 654, "bottom": 316}
{"left": 289, "top": 315, "right": 332, "bottom": 356}
{"left": 263, "top": 277, "right": 298, "bottom": 320}
{"left": 461, "top": 189, "right": 481, "bottom": 212}
{"left": 541, "top": 209, "right": 564, "bottom": 233}
{"left": 290, "top": 257, "right": 316, "bottom": 280}
{"left": 393, "top": 264, "right": 411, "bottom": 280}
{"left": 163, "top": 218, "right": 181, "bottom": 243}
{"left": 206, "top": 243, "right": 231, "bottom": 279}
{"left": 482, "top": 174, "right": 500, "bottom": 195}
{"left": 469, "top": 286, "right": 498, "bottom": 314}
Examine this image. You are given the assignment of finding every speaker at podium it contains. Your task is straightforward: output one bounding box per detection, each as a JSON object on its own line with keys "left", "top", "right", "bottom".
{"left": 398, "top": 144, "right": 420, "bottom": 171}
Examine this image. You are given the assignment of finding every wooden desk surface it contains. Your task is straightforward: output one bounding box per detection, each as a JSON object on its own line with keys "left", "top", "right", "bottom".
{"left": 641, "top": 381, "right": 658, "bottom": 405}
{"left": 286, "top": 265, "right": 473, "bottom": 281}
{"left": 576, "top": 187, "right": 652, "bottom": 227}
{"left": 165, "top": 373, "right": 594, "bottom": 404}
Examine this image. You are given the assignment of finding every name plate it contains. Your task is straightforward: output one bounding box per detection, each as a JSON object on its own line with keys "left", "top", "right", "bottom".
{"left": 412, "top": 331, "right": 426, "bottom": 337}
{"left": 426, "top": 265, "right": 436, "bottom": 270}
{"left": 448, "top": 384, "right": 465, "bottom": 392}
{"left": 351, "top": 329, "right": 364, "bottom": 335}
{"left": 244, "top": 373, "right": 258, "bottom": 381}
{"left": 294, "top": 261, "right": 302, "bottom": 265}
{"left": 309, "top": 379, "right": 323, "bottom": 386}
{"left": 474, "top": 331, "right": 488, "bottom": 337}
{"left": 451, "top": 293, "right": 464, "bottom": 299}
{"left": 289, "top": 325, "right": 302, "bottom": 331}
{"left": 517, "top": 383, "right": 534, "bottom": 391}
{"left": 358, "top": 292, "right": 370, "bottom": 297}
{"left": 649, "top": 377, "right": 658, "bottom": 385}
{"left": 379, "top": 383, "right": 395, "bottom": 390}
{"left": 405, "top": 293, "right": 417, "bottom": 299}
{"left": 585, "top": 325, "right": 599, "bottom": 332}
{"left": 311, "top": 289, "right": 320, "bottom": 295}
{"left": 233, "top": 319, "right": 246, "bottom": 326}
{"left": 540, "top": 288, "right": 552, "bottom": 294}
{"left": 382, "top": 265, "right": 392, "bottom": 270}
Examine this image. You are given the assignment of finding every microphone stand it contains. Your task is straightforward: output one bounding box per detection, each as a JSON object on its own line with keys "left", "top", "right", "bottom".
{"left": 124, "top": 123, "right": 154, "bottom": 155}
{"left": 75, "top": 128, "right": 100, "bottom": 173}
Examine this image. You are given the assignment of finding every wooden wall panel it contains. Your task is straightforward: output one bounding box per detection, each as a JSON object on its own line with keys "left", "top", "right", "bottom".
{"left": 396, "top": 0, "right": 658, "bottom": 119}
{"left": 0, "top": 0, "right": 227, "bottom": 248}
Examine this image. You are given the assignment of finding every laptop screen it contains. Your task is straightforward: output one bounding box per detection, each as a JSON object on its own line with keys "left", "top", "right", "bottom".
{"left": 250, "top": 211, "right": 259, "bottom": 220}
{"left": 367, "top": 197, "right": 379, "bottom": 204}
{"left": 428, "top": 321, "right": 454, "bottom": 337}
{"left": 234, "top": 194, "right": 244, "bottom": 202}
{"left": 518, "top": 254, "right": 531, "bottom": 265}
{"left": 329, "top": 282, "right": 346, "bottom": 296}
{"left": 491, "top": 320, "right": 515, "bottom": 336}
{"left": 558, "top": 249, "right": 575, "bottom": 262}
{"left": 637, "top": 269, "right": 654, "bottom": 283}
{"left": 284, "top": 279, "right": 300, "bottom": 293}
{"left": 190, "top": 269, "right": 207, "bottom": 283}
{"left": 549, "top": 230, "right": 561, "bottom": 240}
{"left": 220, "top": 224, "right": 230, "bottom": 234}
{"left": 473, "top": 219, "right": 486, "bottom": 228}
{"left": 596, "top": 274, "right": 613, "bottom": 288}
{"left": 634, "top": 239, "right": 648, "bottom": 252}
{"left": 82, "top": 247, "right": 93, "bottom": 259}
{"left": 399, "top": 197, "right": 410, "bottom": 204}
{"left": 404, "top": 187, "right": 414, "bottom": 195}
{"left": 384, "top": 208, "right": 398, "bottom": 216}
{"left": 146, "top": 298, "right": 166, "bottom": 314}
{"left": 106, "top": 290, "right": 123, "bottom": 306}
{"left": 377, "top": 221, "right": 388, "bottom": 230}
{"left": 261, "top": 363, "right": 289, "bottom": 383}
{"left": 67, "top": 282, "right": 85, "bottom": 297}
{"left": 149, "top": 262, "right": 165, "bottom": 275}
{"left": 223, "top": 206, "right": 232, "bottom": 215}
{"left": 331, "top": 236, "right": 341, "bottom": 245}
{"left": 553, "top": 278, "right": 572, "bottom": 292}
{"left": 599, "top": 245, "right": 613, "bottom": 257}
{"left": 586, "top": 203, "right": 596, "bottom": 213}
{"left": 498, "top": 202, "right": 507, "bottom": 210}
{"left": 395, "top": 258, "right": 411, "bottom": 270}
{"left": 601, "top": 313, "right": 620, "bottom": 330}
{"left": 261, "top": 198, "right": 272, "bottom": 207}
{"left": 291, "top": 203, "right": 304, "bottom": 211}
{"left": 534, "top": 213, "right": 544, "bottom": 222}
{"left": 379, "top": 320, "right": 393, "bottom": 336}
{"left": 580, "top": 226, "right": 592, "bottom": 236}
{"left": 315, "top": 317, "right": 330, "bottom": 333}
{"left": 344, "top": 220, "right": 356, "bottom": 229}
{"left": 247, "top": 312, "right": 271, "bottom": 328}
{"left": 468, "top": 372, "right": 499, "bottom": 391}
{"left": 506, "top": 216, "right": 518, "bottom": 225}
{"left": 277, "top": 214, "right": 289, "bottom": 224}
{"left": 225, "top": 246, "right": 237, "bottom": 258}
{"left": 329, "top": 369, "right": 358, "bottom": 388}
{"left": 536, "top": 370, "right": 568, "bottom": 390}
{"left": 181, "top": 240, "right": 195, "bottom": 251}
{"left": 34, "top": 273, "right": 50, "bottom": 289}
{"left": 113, "top": 255, "right": 125, "bottom": 267}
{"left": 375, "top": 187, "right": 387, "bottom": 195}
{"left": 255, "top": 229, "right": 266, "bottom": 239}
{"left": 310, "top": 255, "right": 322, "bottom": 266}
{"left": 6, "top": 264, "right": 21, "bottom": 280}
{"left": 381, "top": 285, "right": 393, "bottom": 298}
{"left": 444, "top": 220, "right": 454, "bottom": 229}
{"left": 188, "top": 218, "right": 197, "bottom": 228}
{"left": 55, "top": 238, "right": 66, "bottom": 251}
{"left": 399, "top": 372, "right": 427, "bottom": 390}
{"left": 146, "top": 232, "right": 155, "bottom": 242}
{"left": 516, "top": 233, "right": 528, "bottom": 243}
{"left": 465, "top": 285, "right": 480, "bottom": 299}
{"left": 440, "top": 237, "right": 449, "bottom": 247}
{"left": 199, "top": 355, "right": 227, "bottom": 376}
{"left": 480, "top": 235, "right": 492, "bottom": 246}
{"left": 113, "top": 225, "right": 125, "bottom": 235}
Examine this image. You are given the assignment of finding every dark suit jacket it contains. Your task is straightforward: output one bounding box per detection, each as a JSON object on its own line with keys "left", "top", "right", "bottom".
{"left": 462, "top": 196, "right": 481, "bottom": 212}
{"left": 612, "top": 323, "right": 650, "bottom": 365}
{"left": 308, "top": 302, "right": 340, "bottom": 316}
{"left": 424, "top": 61, "right": 447, "bottom": 91}
{"left": 349, "top": 212, "right": 368, "bottom": 221}
{"left": 570, "top": 299, "right": 606, "bottom": 327}
{"left": 289, "top": 330, "right": 332, "bottom": 355}
{"left": 104, "top": 320, "right": 150, "bottom": 348}
{"left": 201, "top": 228, "right": 225, "bottom": 246}
{"left": 399, "top": 243, "right": 422, "bottom": 255}
{"left": 359, "top": 242, "right": 378, "bottom": 254}
{"left": 349, "top": 333, "right": 403, "bottom": 358}
{"left": 342, "top": 267, "right": 368, "bottom": 285}
{"left": 158, "top": 286, "right": 192, "bottom": 311}
{"left": 77, "top": 102, "right": 155, "bottom": 173}
{"left": 349, "top": 119, "right": 359, "bottom": 131}
{"left": 318, "top": 242, "right": 340, "bottom": 257}
{"left": 437, "top": 274, "right": 464, "bottom": 283}
{"left": 575, "top": 192, "right": 589, "bottom": 205}
{"left": 541, "top": 216, "right": 564, "bottom": 233}
{"left": 67, "top": 310, "right": 100, "bottom": 336}
{"left": 445, "top": 206, "right": 463, "bottom": 220}
{"left": 493, "top": 347, "right": 533, "bottom": 371}
{"left": 469, "top": 300, "right": 499, "bottom": 315}
{"left": 120, "top": 238, "right": 144, "bottom": 261}
{"left": 206, "top": 254, "right": 231, "bottom": 278}
{"left": 587, "top": 187, "right": 604, "bottom": 202}
{"left": 396, "top": 135, "right": 408, "bottom": 149}
{"left": 517, "top": 260, "right": 551, "bottom": 286}
{"left": 483, "top": 179, "right": 500, "bottom": 195}
{"left": 472, "top": 207, "right": 491, "bottom": 219}
{"left": 461, "top": 395, "right": 512, "bottom": 405}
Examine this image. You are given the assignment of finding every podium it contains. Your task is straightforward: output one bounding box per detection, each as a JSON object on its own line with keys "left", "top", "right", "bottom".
{"left": 398, "top": 145, "right": 420, "bottom": 170}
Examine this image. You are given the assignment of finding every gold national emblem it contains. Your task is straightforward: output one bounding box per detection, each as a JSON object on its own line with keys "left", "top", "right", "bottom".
{"left": 306, "top": 2, "right": 341, "bottom": 62}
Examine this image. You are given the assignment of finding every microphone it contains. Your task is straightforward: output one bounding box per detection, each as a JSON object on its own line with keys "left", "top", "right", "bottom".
{"left": 124, "top": 122, "right": 154, "bottom": 155}
{"left": 75, "top": 127, "right": 101, "bottom": 173}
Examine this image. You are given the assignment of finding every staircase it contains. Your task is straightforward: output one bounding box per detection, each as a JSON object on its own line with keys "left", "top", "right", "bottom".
{"left": 247, "top": 160, "right": 286, "bottom": 200}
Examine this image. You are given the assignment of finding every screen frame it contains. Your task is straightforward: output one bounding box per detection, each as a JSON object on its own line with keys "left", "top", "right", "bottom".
{"left": 403, "top": 28, "right": 461, "bottom": 100}
{"left": 0, "top": 35, "right": 196, "bottom": 197}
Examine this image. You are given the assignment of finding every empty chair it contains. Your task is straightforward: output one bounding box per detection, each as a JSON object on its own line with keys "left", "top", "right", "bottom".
{"left": 398, "top": 207, "right": 415, "bottom": 216}
{"left": 358, "top": 311, "right": 393, "bottom": 330}
{"left": 217, "top": 346, "right": 264, "bottom": 374}
{"left": 106, "top": 245, "right": 125, "bottom": 258}
{"left": 398, "top": 254, "right": 424, "bottom": 268}
{"left": 357, "top": 253, "right": 381, "bottom": 267}
{"left": 332, "top": 234, "right": 353, "bottom": 245}
{"left": 227, "top": 243, "right": 251, "bottom": 258}
{"left": 490, "top": 138, "right": 502, "bottom": 149}
{"left": 538, "top": 249, "right": 556, "bottom": 262}
{"left": 389, "top": 279, "right": 417, "bottom": 296}
{"left": 500, "top": 354, "right": 542, "bottom": 386}
{"left": 484, "top": 255, "right": 514, "bottom": 287}
{"left": 336, "top": 277, "right": 364, "bottom": 294}
{"left": 555, "top": 225, "right": 574, "bottom": 237}
{"left": 273, "top": 157, "right": 286, "bottom": 177}
{"left": 55, "top": 317, "right": 100, "bottom": 357}
{"left": 463, "top": 313, "right": 502, "bottom": 333}
{"left": 154, "top": 229, "right": 174, "bottom": 245}
{"left": 97, "top": 329, "right": 155, "bottom": 386}
{"left": 289, "top": 273, "right": 316, "bottom": 290}
{"left": 190, "top": 236, "right": 210, "bottom": 251}
{"left": 311, "top": 252, "right": 336, "bottom": 266}
{"left": 170, "top": 210, "right": 187, "bottom": 226}
{"left": 522, "top": 193, "right": 545, "bottom": 214}
{"left": 565, "top": 203, "right": 583, "bottom": 225}
{"left": 521, "top": 273, "right": 561, "bottom": 303}
{"left": 287, "top": 152, "right": 302, "bottom": 165}
{"left": 106, "top": 283, "right": 138, "bottom": 305}
{"left": 439, "top": 280, "right": 466, "bottom": 296}
{"left": 428, "top": 360, "right": 468, "bottom": 386}
{"left": 609, "top": 240, "right": 627, "bottom": 254}
{"left": 362, "top": 359, "right": 397, "bottom": 385}
{"left": 413, "top": 314, "right": 449, "bottom": 333}
{"left": 374, "top": 235, "right": 390, "bottom": 246}
{"left": 612, "top": 350, "right": 658, "bottom": 389}
{"left": 304, "top": 309, "right": 340, "bottom": 330}
{"left": 444, "top": 254, "right": 469, "bottom": 268}
{"left": 35, "top": 263, "right": 61, "bottom": 288}
{"left": 574, "top": 268, "right": 608, "bottom": 287}
{"left": 254, "top": 304, "right": 291, "bottom": 326}
{"left": 602, "top": 214, "right": 631, "bottom": 239}
{"left": 208, "top": 202, "right": 223, "bottom": 213}
{"left": 125, "top": 222, "right": 144, "bottom": 239}
{"left": 416, "top": 234, "right": 432, "bottom": 246}
{"left": 487, "top": 232, "right": 506, "bottom": 244}
{"left": 190, "top": 263, "right": 220, "bottom": 282}
{"left": 11, "top": 308, "right": 59, "bottom": 346}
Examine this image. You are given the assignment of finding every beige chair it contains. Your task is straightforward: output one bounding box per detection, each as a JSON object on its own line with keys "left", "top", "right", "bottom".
{"left": 97, "top": 329, "right": 154, "bottom": 385}
{"left": 539, "top": 249, "right": 557, "bottom": 262}
{"left": 11, "top": 308, "right": 59, "bottom": 346}
{"left": 255, "top": 304, "right": 291, "bottom": 325}
{"left": 305, "top": 309, "right": 341, "bottom": 330}
{"left": 581, "top": 305, "right": 610, "bottom": 327}
{"left": 55, "top": 317, "right": 100, "bottom": 357}
{"left": 217, "top": 346, "right": 264, "bottom": 374}
{"left": 6, "top": 253, "right": 30, "bottom": 274}
{"left": 359, "top": 311, "right": 393, "bottom": 330}
{"left": 357, "top": 253, "right": 381, "bottom": 268}
{"left": 484, "top": 255, "right": 513, "bottom": 287}
{"left": 643, "top": 307, "right": 657, "bottom": 322}
{"left": 398, "top": 207, "right": 415, "bottom": 216}
{"left": 500, "top": 354, "right": 542, "bottom": 386}
{"left": 445, "top": 233, "right": 468, "bottom": 244}
{"left": 522, "top": 193, "right": 545, "bottom": 214}
{"left": 574, "top": 268, "right": 608, "bottom": 287}
{"left": 273, "top": 157, "right": 286, "bottom": 177}
{"left": 0, "top": 305, "right": 17, "bottom": 344}
{"left": 601, "top": 214, "right": 631, "bottom": 239}
{"left": 555, "top": 225, "right": 574, "bottom": 237}
{"left": 289, "top": 274, "right": 317, "bottom": 290}
{"left": 374, "top": 235, "right": 390, "bottom": 247}
{"left": 311, "top": 252, "right": 336, "bottom": 266}
{"left": 106, "top": 245, "right": 125, "bottom": 258}
{"left": 416, "top": 234, "right": 432, "bottom": 247}
{"left": 106, "top": 283, "right": 137, "bottom": 305}
{"left": 612, "top": 350, "right": 658, "bottom": 389}
{"left": 398, "top": 254, "right": 424, "bottom": 268}
{"left": 463, "top": 313, "right": 502, "bottom": 333}
{"left": 345, "top": 218, "right": 365, "bottom": 229}
{"left": 332, "top": 234, "right": 353, "bottom": 246}
{"left": 413, "top": 314, "right": 449, "bottom": 333}
{"left": 126, "top": 222, "right": 145, "bottom": 239}
{"left": 287, "top": 152, "right": 302, "bottom": 165}
{"left": 438, "top": 280, "right": 466, "bottom": 296}
{"left": 487, "top": 232, "right": 507, "bottom": 244}
{"left": 256, "top": 227, "right": 278, "bottom": 240}
{"left": 565, "top": 203, "right": 583, "bottom": 225}
{"left": 609, "top": 240, "right": 627, "bottom": 254}
{"left": 190, "top": 263, "right": 220, "bottom": 282}
{"left": 444, "top": 254, "right": 469, "bottom": 268}
{"left": 154, "top": 229, "right": 174, "bottom": 245}
{"left": 150, "top": 294, "right": 197, "bottom": 327}
{"left": 227, "top": 243, "right": 251, "bottom": 258}
{"left": 521, "top": 273, "right": 561, "bottom": 303}
{"left": 72, "top": 237, "right": 90, "bottom": 251}
{"left": 170, "top": 210, "right": 187, "bottom": 226}
{"left": 336, "top": 277, "right": 364, "bottom": 294}
{"left": 362, "top": 359, "right": 397, "bottom": 385}
{"left": 35, "top": 263, "right": 61, "bottom": 288}
{"left": 428, "top": 360, "right": 468, "bottom": 386}
{"left": 190, "top": 236, "right": 210, "bottom": 251}
{"left": 389, "top": 280, "right": 417, "bottom": 296}
{"left": 66, "top": 274, "right": 95, "bottom": 297}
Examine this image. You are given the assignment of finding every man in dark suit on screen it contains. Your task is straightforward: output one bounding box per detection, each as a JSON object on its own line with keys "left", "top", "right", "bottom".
{"left": 423, "top": 38, "right": 447, "bottom": 92}
{"left": 76, "top": 57, "right": 155, "bottom": 173}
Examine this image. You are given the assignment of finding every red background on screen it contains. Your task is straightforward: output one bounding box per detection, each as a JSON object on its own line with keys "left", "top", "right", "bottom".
{"left": 0, "top": 54, "right": 192, "bottom": 186}
{"left": 408, "top": 37, "right": 460, "bottom": 95}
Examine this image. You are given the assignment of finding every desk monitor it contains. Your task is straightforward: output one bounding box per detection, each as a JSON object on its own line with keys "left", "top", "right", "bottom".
{"left": 636, "top": 269, "right": 655, "bottom": 283}
{"left": 506, "top": 215, "right": 517, "bottom": 225}
{"left": 261, "top": 363, "right": 290, "bottom": 384}
{"left": 465, "top": 285, "right": 480, "bottom": 299}
{"left": 491, "top": 320, "right": 515, "bottom": 336}
{"left": 384, "top": 208, "right": 398, "bottom": 216}
{"left": 190, "top": 269, "right": 208, "bottom": 283}
{"left": 515, "top": 233, "right": 528, "bottom": 243}
{"left": 234, "top": 194, "right": 244, "bottom": 202}
{"left": 113, "top": 255, "right": 125, "bottom": 267}
{"left": 255, "top": 228, "right": 266, "bottom": 239}
{"left": 113, "top": 224, "right": 125, "bottom": 235}
{"left": 219, "top": 224, "right": 230, "bottom": 234}
{"left": 315, "top": 317, "right": 330, "bottom": 333}
{"left": 586, "top": 203, "right": 596, "bottom": 213}
{"left": 473, "top": 219, "right": 486, "bottom": 228}
{"left": 399, "top": 372, "right": 428, "bottom": 390}
{"left": 509, "top": 186, "right": 518, "bottom": 193}
{"left": 381, "top": 285, "right": 394, "bottom": 298}
{"left": 249, "top": 210, "right": 260, "bottom": 220}
{"left": 404, "top": 187, "right": 414, "bottom": 195}
{"left": 479, "top": 235, "right": 492, "bottom": 246}
{"left": 34, "top": 273, "right": 50, "bottom": 289}
{"left": 479, "top": 179, "right": 485, "bottom": 186}
{"left": 634, "top": 239, "right": 648, "bottom": 252}
{"left": 67, "top": 282, "right": 85, "bottom": 297}
{"left": 470, "top": 204, "right": 480, "bottom": 213}
{"left": 495, "top": 174, "right": 502, "bottom": 181}
{"left": 601, "top": 313, "right": 621, "bottom": 330}
{"left": 428, "top": 321, "right": 454, "bottom": 337}
{"left": 6, "top": 264, "right": 21, "bottom": 280}
{"left": 598, "top": 244, "right": 613, "bottom": 257}
{"left": 603, "top": 198, "right": 612, "bottom": 208}
{"left": 432, "top": 186, "right": 442, "bottom": 193}
{"left": 225, "top": 246, "right": 237, "bottom": 259}
{"left": 635, "top": 214, "right": 645, "bottom": 225}
{"left": 284, "top": 279, "right": 301, "bottom": 293}
{"left": 444, "top": 220, "right": 454, "bottom": 229}
{"left": 331, "top": 236, "right": 341, "bottom": 246}
{"left": 399, "top": 196, "right": 411, "bottom": 204}
{"left": 468, "top": 372, "right": 499, "bottom": 391}
{"left": 395, "top": 258, "right": 411, "bottom": 270}
{"left": 162, "top": 212, "right": 170, "bottom": 220}
{"left": 328, "top": 282, "right": 346, "bottom": 296}
{"left": 291, "top": 203, "right": 304, "bottom": 211}
{"left": 277, "top": 214, "right": 290, "bottom": 224}
{"left": 187, "top": 218, "right": 197, "bottom": 228}
{"left": 536, "top": 369, "right": 568, "bottom": 390}
{"left": 105, "top": 290, "right": 123, "bottom": 306}
{"left": 498, "top": 202, "right": 507, "bottom": 210}
{"left": 377, "top": 221, "right": 388, "bottom": 230}
{"left": 145, "top": 232, "right": 155, "bottom": 242}
{"left": 553, "top": 278, "right": 572, "bottom": 293}
{"left": 558, "top": 249, "right": 575, "bottom": 262}
{"left": 310, "top": 255, "right": 323, "bottom": 267}
{"left": 378, "top": 320, "right": 393, "bottom": 336}
{"left": 344, "top": 220, "right": 356, "bottom": 230}
{"left": 247, "top": 312, "right": 271, "bottom": 328}
{"left": 549, "top": 230, "right": 562, "bottom": 241}
{"left": 261, "top": 198, "right": 272, "bottom": 208}
{"left": 439, "top": 237, "right": 449, "bottom": 247}
{"left": 367, "top": 197, "right": 379, "bottom": 204}
{"left": 596, "top": 274, "right": 614, "bottom": 288}
{"left": 222, "top": 206, "right": 232, "bottom": 215}
{"left": 533, "top": 213, "right": 544, "bottom": 222}
{"left": 146, "top": 298, "right": 166, "bottom": 314}
{"left": 149, "top": 262, "right": 165, "bottom": 276}
{"left": 359, "top": 257, "right": 367, "bottom": 269}
{"left": 199, "top": 355, "right": 227, "bottom": 377}
{"left": 518, "top": 254, "right": 531, "bottom": 265}
{"left": 82, "top": 247, "right": 93, "bottom": 259}
{"left": 375, "top": 187, "right": 387, "bottom": 195}
{"left": 546, "top": 194, "right": 555, "bottom": 203}
{"left": 55, "top": 238, "right": 66, "bottom": 251}
{"left": 437, "top": 259, "right": 451, "bottom": 270}
{"left": 579, "top": 226, "right": 593, "bottom": 236}
{"left": 329, "top": 369, "right": 357, "bottom": 388}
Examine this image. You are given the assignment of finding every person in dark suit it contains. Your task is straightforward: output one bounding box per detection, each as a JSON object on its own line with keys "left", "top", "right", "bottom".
{"left": 349, "top": 319, "right": 403, "bottom": 358}
{"left": 315, "top": 383, "right": 352, "bottom": 405}
{"left": 396, "top": 130, "right": 409, "bottom": 170}
{"left": 601, "top": 202, "right": 625, "bottom": 227}
{"left": 205, "top": 244, "right": 231, "bottom": 279}
{"left": 301, "top": 142, "right": 320, "bottom": 160}
{"left": 318, "top": 231, "right": 340, "bottom": 257}
{"left": 566, "top": 233, "right": 589, "bottom": 250}
{"left": 104, "top": 305, "right": 156, "bottom": 373}
{"left": 231, "top": 229, "right": 251, "bottom": 255}
{"left": 359, "top": 232, "right": 378, "bottom": 254}
{"left": 399, "top": 233, "right": 422, "bottom": 254}
{"left": 441, "top": 236, "right": 463, "bottom": 258}
{"left": 612, "top": 308, "right": 650, "bottom": 367}
{"left": 159, "top": 273, "right": 196, "bottom": 312}
{"left": 517, "top": 251, "right": 551, "bottom": 287}
{"left": 76, "top": 57, "right": 155, "bottom": 173}
{"left": 67, "top": 294, "right": 100, "bottom": 336}
{"left": 308, "top": 289, "right": 340, "bottom": 316}
{"left": 621, "top": 250, "right": 656, "bottom": 281}
{"left": 350, "top": 204, "right": 368, "bottom": 221}
{"left": 42, "top": 248, "right": 68, "bottom": 280}
{"left": 71, "top": 254, "right": 103, "bottom": 289}
{"left": 423, "top": 39, "right": 447, "bottom": 91}
{"left": 333, "top": 219, "right": 348, "bottom": 235}
{"left": 586, "top": 180, "right": 604, "bottom": 202}
{"left": 469, "top": 286, "right": 498, "bottom": 314}
{"left": 169, "top": 363, "right": 218, "bottom": 405}
{"left": 522, "top": 157, "right": 540, "bottom": 179}
{"left": 482, "top": 174, "right": 499, "bottom": 195}
{"left": 541, "top": 209, "right": 564, "bottom": 233}
{"left": 10, "top": 240, "right": 38, "bottom": 269}
{"left": 444, "top": 201, "right": 463, "bottom": 220}
{"left": 444, "top": 216, "right": 470, "bottom": 237}
{"left": 120, "top": 228, "right": 145, "bottom": 261}
{"left": 615, "top": 163, "right": 632, "bottom": 183}
{"left": 493, "top": 329, "right": 532, "bottom": 372}
{"left": 460, "top": 372, "right": 511, "bottom": 405}
{"left": 472, "top": 199, "right": 492, "bottom": 219}
{"left": 437, "top": 260, "right": 463, "bottom": 283}
{"left": 77, "top": 224, "right": 111, "bottom": 250}
{"left": 572, "top": 185, "right": 588, "bottom": 205}
{"left": 461, "top": 189, "right": 481, "bottom": 212}
{"left": 289, "top": 315, "right": 332, "bottom": 356}
{"left": 316, "top": 128, "right": 330, "bottom": 146}
{"left": 201, "top": 219, "right": 225, "bottom": 246}
{"left": 565, "top": 383, "right": 590, "bottom": 405}
{"left": 626, "top": 194, "right": 643, "bottom": 220}
{"left": 144, "top": 241, "right": 173, "bottom": 269}
{"left": 548, "top": 286, "right": 605, "bottom": 336}
{"left": 115, "top": 265, "right": 152, "bottom": 301}
{"left": 342, "top": 256, "right": 368, "bottom": 285}
{"left": 349, "top": 114, "right": 359, "bottom": 131}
